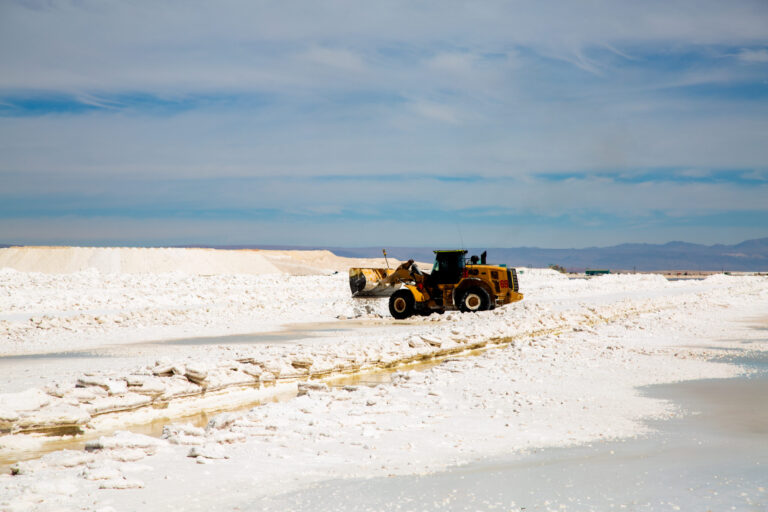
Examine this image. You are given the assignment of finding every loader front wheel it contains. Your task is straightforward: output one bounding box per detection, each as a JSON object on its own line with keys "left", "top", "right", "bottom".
{"left": 458, "top": 287, "right": 490, "bottom": 313}
{"left": 389, "top": 289, "right": 415, "bottom": 319}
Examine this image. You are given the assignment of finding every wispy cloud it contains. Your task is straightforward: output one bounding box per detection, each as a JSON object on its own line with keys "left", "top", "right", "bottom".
{"left": 409, "top": 100, "right": 460, "bottom": 124}
{"left": 736, "top": 48, "right": 768, "bottom": 63}
{"left": 301, "top": 46, "right": 366, "bottom": 71}
{"left": 426, "top": 53, "right": 478, "bottom": 73}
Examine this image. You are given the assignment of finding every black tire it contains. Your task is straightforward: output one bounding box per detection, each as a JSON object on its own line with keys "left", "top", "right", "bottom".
{"left": 458, "top": 287, "right": 490, "bottom": 313}
{"left": 389, "top": 289, "right": 415, "bottom": 319}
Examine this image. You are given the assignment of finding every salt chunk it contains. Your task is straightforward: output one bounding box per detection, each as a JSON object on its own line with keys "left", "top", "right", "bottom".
{"left": 297, "top": 382, "right": 328, "bottom": 396}
{"left": 206, "top": 412, "right": 238, "bottom": 431}
{"left": 87, "top": 431, "right": 164, "bottom": 452}
{"left": 240, "top": 364, "right": 262, "bottom": 379}
{"left": 99, "top": 477, "right": 144, "bottom": 489}
{"left": 210, "top": 431, "right": 246, "bottom": 444}
{"left": 83, "top": 393, "right": 151, "bottom": 415}
{"left": 81, "top": 466, "right": 122, "bottom": 481}
{"left": 152, "top": 364, "right": 174, "bottom": 376}
{"left": 40, "top": 449, "right": 94, "bottom": 468}
{"left": 132, "top": 377, "right": 167, "bottom": 395}
{"left": 76, "top": 375, "right": 127, "bottom": 394}
{"left": 15, "top": 403, "right": 90, "bottom": 429}
{"left": 188, "top": 444, "right": 228, "bottom": 459}
{"left": 109, "top": 448, "right": 147, "bottom": 462}
{"left": 0, "top": 407, "right": 20, "bottom": 424}
{"left": 185, "top": 362, "right": 208, "bottom": 382}
{"left": 0, "top": 388, "right": 51, "bottom": 412}
{"left": 420, "top": 336, "right": 443, "bottom": 347}
{"left": 162, "top": 423, "right": 205, "bottom": 439}
{"left": 291, "top": 358, "right": 313, "bottom": 369}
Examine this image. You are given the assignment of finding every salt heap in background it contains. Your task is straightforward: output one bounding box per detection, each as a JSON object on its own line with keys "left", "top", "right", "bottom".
{"left": 0, "top": 246, "right": 400, "bottom": 276}
{"left": 0, "top": 247, "right": 281, "bottom": 275}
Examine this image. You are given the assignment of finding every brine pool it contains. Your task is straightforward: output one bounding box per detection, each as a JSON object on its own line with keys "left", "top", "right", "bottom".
{"left": 246, "top": 351, "right": 768, "bottom": 512}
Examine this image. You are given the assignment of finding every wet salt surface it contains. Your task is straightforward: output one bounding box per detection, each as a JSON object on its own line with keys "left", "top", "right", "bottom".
{"left": 0, "top": 319, "right": 416, "bottom": 393}
{"left": 0, "top": 324, "right": 342, "bottom": 393}
{"left": 3, "top": 272, "right": 767, "bottom": 511}
{"left": 245, "top": 354, "right": 768, "bottom": 512}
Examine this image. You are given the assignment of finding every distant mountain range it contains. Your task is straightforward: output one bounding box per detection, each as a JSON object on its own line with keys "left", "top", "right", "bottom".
{"left": 3, "top": 238, "right": 768, "bottom": 271}
{"left": 221, "top": 238, "right": 768, "bottom": 272}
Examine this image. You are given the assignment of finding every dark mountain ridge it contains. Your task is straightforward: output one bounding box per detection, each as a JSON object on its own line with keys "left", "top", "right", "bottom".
{"left": 2, "top": 239, "right": 767, "bottom": 272}
{"left": 270, "top": 238, "right": 768, "bottom": 272}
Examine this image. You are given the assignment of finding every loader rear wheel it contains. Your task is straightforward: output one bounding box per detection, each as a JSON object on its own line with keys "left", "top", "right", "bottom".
{"left": 389, "top": 289, "right": 415, "bottom": 319}
{"left": 458, "top": 287, "right": 490, "bottom": 313}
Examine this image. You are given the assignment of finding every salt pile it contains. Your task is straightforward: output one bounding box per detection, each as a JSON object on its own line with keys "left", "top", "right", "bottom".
{"left": 0, "top": 246, "right": 282, "bottom": 275}
{"left": 0, "top": 246, "right": 402, "bottom": 276}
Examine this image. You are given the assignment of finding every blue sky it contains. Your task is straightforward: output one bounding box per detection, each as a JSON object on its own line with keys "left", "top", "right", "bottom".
{"left": 1, "top": 0, "right": 767, "bottom": 248}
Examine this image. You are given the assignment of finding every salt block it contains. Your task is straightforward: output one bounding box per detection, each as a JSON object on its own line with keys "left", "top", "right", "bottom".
{"left": 188, "top": 444, "right": 228, "bottom": 459}
{"left": 184, "top": 362, "right": 208, "bottom": 383}
{"left": 87, "top": 431, "right": 164, "bottom": 452}
{"left": 420, "top": 336, "right": 443, "bottom": 347}
{"left": 159, "top": 376, "right": 200, "bottom": 399}
{"left": 0, "top": 388, "right": 51, "bottom": 412}
{"left": 15, "top": 402, "right": 90, "bottom": 429}
{"left": 162, "top": 423, "right": 205, "bottom": 442}
{"left": 204, "top": 369, "right": 253, "bottom": 389}
{"left": 0, "top": 407, "right": 20, "bottom": 425}
{"left": 291, "top": 358, "right": 313, "bottom": 369}
{"left": 152, "top": 364, "right": 174, "bottom": 377}
{"left": 99, "top": 477, "right": 144, "bottom": 489}
{"left": 83, "top": 393, "right": 151, "bottom": 415}
{"left": 210, "top": 431, "right": 246, "bottom": 444}
{"left": 81, "top": 466, "right": 122, "bottom": 481}
{"left": 40, "top": 449, "right": 94, "bottom": 468}
{"left": 129, "top": 377, "right": 167, "bottom": 395}
{"left": 240, "top": 364, "right": 262, "bottom": 379}
{"left": 44, "top": 382, "right": 75, "bottom": 398}
{"left": 297, "top": 382, "right": 329, "bottom": 396}
{"left": 206, "top": 412, "right": 238, "bottom": 431}
{"left": 76, "top": 375, "right": 111, "bottom": 391}
{"left": 185, "top": 373, "right": 207, "bottom": 386}
{"left": 109, "top": 448, "right": 147, "bottom": 462}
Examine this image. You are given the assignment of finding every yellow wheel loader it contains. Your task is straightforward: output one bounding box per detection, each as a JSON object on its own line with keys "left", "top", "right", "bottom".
{"left": 349, "top": 250, "right": 523, "bottom": 319}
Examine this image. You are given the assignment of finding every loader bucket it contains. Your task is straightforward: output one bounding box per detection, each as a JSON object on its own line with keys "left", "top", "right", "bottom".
{"left": 349, "top": 267, "right": 399, "bottom": 297}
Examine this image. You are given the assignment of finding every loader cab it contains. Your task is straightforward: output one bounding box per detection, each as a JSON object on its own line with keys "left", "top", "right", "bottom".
{"left": 431, "top": 250, "right": 467, "bottom": 285}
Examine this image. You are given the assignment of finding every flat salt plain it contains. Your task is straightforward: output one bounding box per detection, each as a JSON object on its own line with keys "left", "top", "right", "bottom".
{"left": 0, "top": 247, "right": 767, "bottom": 511}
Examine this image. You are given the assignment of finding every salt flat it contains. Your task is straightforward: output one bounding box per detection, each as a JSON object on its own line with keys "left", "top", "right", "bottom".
{"left": 1, "top": 247, "right": 767, "bottom": 511}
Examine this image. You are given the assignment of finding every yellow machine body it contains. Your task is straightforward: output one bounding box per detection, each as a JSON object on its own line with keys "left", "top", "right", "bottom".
{"left": 350, "top": 250, "right": 523, "bottom": 319}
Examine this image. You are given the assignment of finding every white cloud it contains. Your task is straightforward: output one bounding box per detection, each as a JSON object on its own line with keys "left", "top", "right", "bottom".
{"left": 737, "top": 48, "right": 768, "bottom": 63}
{"left": 410, "top": 101, "right": 460, "bottom": 124}
{"left": 678, "top": 168, "right": 711, "bottom": 178}
{"left": 301, "top": 46, "right": 365, "bottom": 71}
{"left": 740, "top": 169, "right": 768, "bottom": 181}
{"left": 427, "top": 53, "right": 477, "bottom": 73}
{"left": 1, "top": 1, "right": 767, "bottom": 94}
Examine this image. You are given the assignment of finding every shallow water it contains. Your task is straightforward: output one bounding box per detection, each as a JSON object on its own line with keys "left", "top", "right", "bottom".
{"left": 152, "top": 330, "right": 312, "bottom": 346}
{"left": 246, "top": 356, "right": 768, "bottom": 511}
{"left": 0, "top": 322, "right": 366, "bottom": 393}
{"left": 0, "top": 345, "right": 477, "bottom": 473}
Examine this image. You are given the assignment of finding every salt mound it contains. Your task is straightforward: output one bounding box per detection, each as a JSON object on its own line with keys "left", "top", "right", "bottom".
{"left": 0, "top": 247, "right": 283, "bottom": 275}
{"left": 260, "top": 250, "right": 399, "bottom": 275}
